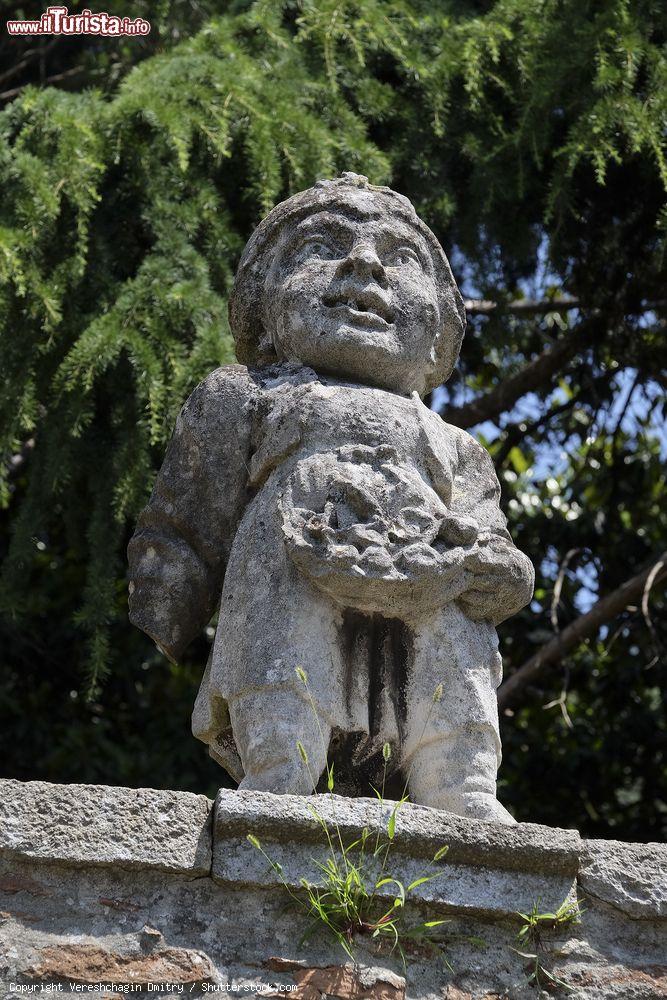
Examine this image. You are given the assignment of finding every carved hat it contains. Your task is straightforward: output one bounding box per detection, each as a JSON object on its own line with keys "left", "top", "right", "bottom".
{"left": 229, "top": 173, "right": 466, "bottom": 388}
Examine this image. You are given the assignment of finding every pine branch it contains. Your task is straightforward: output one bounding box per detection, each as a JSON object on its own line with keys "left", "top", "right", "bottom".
{"left": 497, "top": 552, "right": 667, "bottom": 709}
{"left": 6, "top": 437, "right": 36, "bottom": 480}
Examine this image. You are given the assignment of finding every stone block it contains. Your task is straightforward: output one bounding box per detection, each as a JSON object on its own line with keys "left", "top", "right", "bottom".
{"left": 579, "top": 838, "right": 667, "bottom": 919}
{"left": 0, "top": 779, "right": 212, "bottom": 875}
{"left": 212, "top": 789, "right": 580, "bottom": 919}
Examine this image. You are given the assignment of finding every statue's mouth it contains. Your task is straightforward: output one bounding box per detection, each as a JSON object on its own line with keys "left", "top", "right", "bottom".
{"left": 323, "top": 288, "right": 394, "bottom": 329}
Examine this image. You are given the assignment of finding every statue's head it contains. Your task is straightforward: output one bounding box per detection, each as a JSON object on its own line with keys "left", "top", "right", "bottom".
{"left": 229, "top": 173, "right": 465, "bottom": 396}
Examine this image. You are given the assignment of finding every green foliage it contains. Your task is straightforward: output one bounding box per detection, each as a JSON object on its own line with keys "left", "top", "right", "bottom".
{"left": 247, "top": 825, "right": 451, "bottom": 965}
{"left": 1, "top": 0, "right": 665, "bottom": 839}
{"left": 0, "top": 4, "right": 388, "bottom": 694}
{"left": 513, "top": 897, "right": 583, "bottom": 991}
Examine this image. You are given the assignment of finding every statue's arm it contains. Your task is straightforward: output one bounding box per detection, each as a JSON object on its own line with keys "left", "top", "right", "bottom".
{"left": 449, "top": 430, "right": 535, "bottom": 625}
{"left": 127, "top": 366, "right": 254, "bottom": 661}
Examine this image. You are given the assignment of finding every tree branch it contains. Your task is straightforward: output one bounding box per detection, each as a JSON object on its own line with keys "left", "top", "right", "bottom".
{"left": 463, "top": 297, "right": 665, "bottom": 316}
{"left": 443, "top": 331, "right": 586, "bottom": 429}
{"left": 497, "top": 552, "right": 667, "bottom": 709}
{"left": 491, "top": 367, "right": 616, "bottom": 467}
{"left": 0, "top": 65, "right": 82, "bottom": 102}
{"left": 492, "top": 394, "right": 577, "bottom": 467}
{"left": 444, "top": 300, "right": 665, "bottom": 429}
{"left": 465, "top": 297, "right": 580, "bottom": 316}
{"left": 0, "top": 38, "right": 59, "bottom": 87}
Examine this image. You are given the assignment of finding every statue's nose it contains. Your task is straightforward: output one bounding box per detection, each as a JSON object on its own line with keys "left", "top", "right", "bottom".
{"left": 339, "top": 242, "right": 386, "bottom": 283}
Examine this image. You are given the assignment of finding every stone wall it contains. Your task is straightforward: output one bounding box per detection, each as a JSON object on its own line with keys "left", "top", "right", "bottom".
{"left": 0, "top": 779, "right": 665, "bottom": 999}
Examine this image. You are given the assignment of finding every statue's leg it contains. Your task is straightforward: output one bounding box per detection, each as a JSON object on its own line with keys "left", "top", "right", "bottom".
{"left": 402, "top": 604, "right": 514, "bottom": 824}
{"left": 230, "top": 688, "right": 331, "bottom": 794}
{"left": 209, "top": 522, "right": 344, "bottom": 792}
{"left": 201, "top": 490, "right": 358, "bottom": 792}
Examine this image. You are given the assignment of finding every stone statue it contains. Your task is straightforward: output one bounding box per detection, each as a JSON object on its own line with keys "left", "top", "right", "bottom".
{"left": 128, "top": 173, "right": 534, "bottom": 824}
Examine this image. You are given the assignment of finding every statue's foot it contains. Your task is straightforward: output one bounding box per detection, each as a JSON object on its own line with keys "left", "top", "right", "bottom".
{"left": 229, "top": 695, "right": 329, "bottom": 798}
{"left": 434, "top": 790, "right": 516, "bottom": 825}
{"left": 238, "top": 761, "right": 315, "bottom": 796}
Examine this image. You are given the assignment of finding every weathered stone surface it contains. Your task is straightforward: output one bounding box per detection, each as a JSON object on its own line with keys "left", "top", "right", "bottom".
{"left": 263, "top": 960, "right": 406, "bottom": 1000}
{"left": 128, "top": 173, "right": 534, "bottom": 825}
{"left": 213, "top": 790, "right": 579, "bottom": 920}
{"left": 564, "top": 965, "right": 667, "bottom": 999}
{"left": 0, "top": 780, "right": 666, "bottom": 1000}
{"left": 26, "top": 944, "right": 217, "bottom": 988}
{"left": 215, "top": 789, "right": 581, "bottom": 873}
{"left": 579, "top": 838, "right": 667, "bottom": 919}
{"left": 0, "top": 778, "right": 212, "bottom": 875}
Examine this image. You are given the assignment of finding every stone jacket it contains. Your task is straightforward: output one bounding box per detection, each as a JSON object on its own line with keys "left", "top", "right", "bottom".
{"left": 127, "top": 363, "right": 534, "bottom": 665}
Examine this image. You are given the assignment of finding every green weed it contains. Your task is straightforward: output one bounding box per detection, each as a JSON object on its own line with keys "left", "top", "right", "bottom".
{"left": 513, "top": 897, "right": 583, "bottom": 991}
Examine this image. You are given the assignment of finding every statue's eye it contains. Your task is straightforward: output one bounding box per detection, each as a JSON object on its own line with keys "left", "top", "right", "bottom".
{"left": 300, "top": 237, "right": 339, "bottom": 260}
{"left": 385, "top": 246, "right": 422, "bottom": 267}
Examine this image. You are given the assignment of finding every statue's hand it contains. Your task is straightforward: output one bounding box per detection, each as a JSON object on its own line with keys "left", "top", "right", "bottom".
{"left": 456, "top": 534, "right": 532, "bottom": 622}
{"left": 462, "top": 533, "right": 510, "bottom": 575}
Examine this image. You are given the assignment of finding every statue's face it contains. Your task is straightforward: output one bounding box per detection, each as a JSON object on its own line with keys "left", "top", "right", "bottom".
{"left": 263, "top": 192, "right": 440, "bottom": 394}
